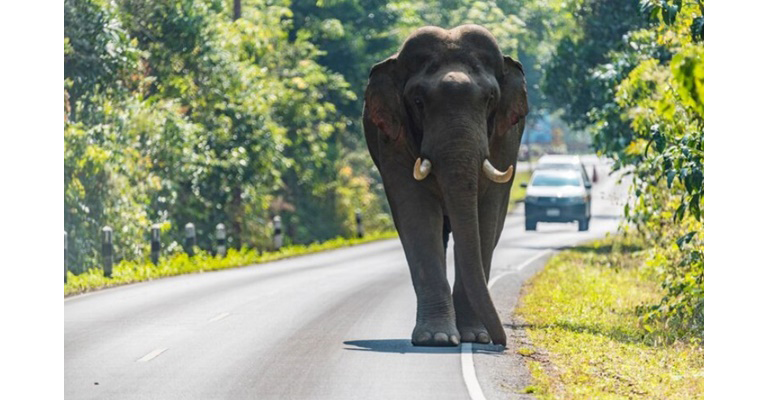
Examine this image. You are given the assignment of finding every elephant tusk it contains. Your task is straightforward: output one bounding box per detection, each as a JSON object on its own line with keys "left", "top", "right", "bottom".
{"left": 482, "top": 159, "right": 514, "bottom": 183}
{"left": 413, "top": 158, "right": 432, "bottom": 181}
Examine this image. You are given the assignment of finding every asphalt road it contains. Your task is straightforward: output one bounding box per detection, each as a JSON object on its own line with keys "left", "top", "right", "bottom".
{"left": 65, "top": 159, "right": 628, "bottom": 399}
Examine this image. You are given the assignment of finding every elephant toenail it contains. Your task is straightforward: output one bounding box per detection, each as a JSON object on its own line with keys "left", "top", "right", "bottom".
{"left": 434, "top": 332, "right": 449, "bottom": 343}
{"left": 415, "top": 332, "right": 431, "bottom": 343}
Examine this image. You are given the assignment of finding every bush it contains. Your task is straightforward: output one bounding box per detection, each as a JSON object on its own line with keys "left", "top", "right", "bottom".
{"left": 64, "top": 231, "right": 397, "bottom": 296}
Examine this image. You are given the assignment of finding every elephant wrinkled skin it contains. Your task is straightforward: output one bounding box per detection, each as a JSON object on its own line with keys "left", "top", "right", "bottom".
{"left": 362, "top": 25, "right": 528, "bottom": 347}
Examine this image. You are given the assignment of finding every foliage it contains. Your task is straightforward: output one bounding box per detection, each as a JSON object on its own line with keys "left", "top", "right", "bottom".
{"left": 65, "top": 230, "right": 397, "bottom": 296}
{"left": 542, "top": 0, "right": 704, "bottom": 335}
{"left": 517, "top": 233, "right": 703, "bottom": 399}
{"left": 64, "top": 0, "right": 395, "bottom": 272}
{"left": 542, "top": 0, "right": 648, "bottom": 129}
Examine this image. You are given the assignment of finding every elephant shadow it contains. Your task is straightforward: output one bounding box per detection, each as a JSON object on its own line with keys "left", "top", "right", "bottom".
{"left": 343, "top": 339, "right": 504, "bottom": 355}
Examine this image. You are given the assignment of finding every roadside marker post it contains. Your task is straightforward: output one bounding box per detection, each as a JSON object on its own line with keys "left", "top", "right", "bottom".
{"left": 102, "top": 226, "right": 113, "bottom": 278}
{"left": 355, "top": 210, "right": 364, "bottom": 238}
{"left": 150, "top": 224, "right": 161, "bottom": 265}
{"left": 272, "top": 216, "right": 283, "bottom": 250}
{"left": 64, "top": 231, "right": 68, "bottom": 283}
{"left": 184, "top": 222, "right": 196, "bottom": 257}
{"left": 216, "top": 223, "right": 227, "bottom": 257}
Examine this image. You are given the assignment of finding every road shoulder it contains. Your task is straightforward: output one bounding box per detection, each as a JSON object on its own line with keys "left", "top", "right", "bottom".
{"left": 471, "top": 252, "right": 553, "bottom": 400}
{"left": 514, "top": 234, "right": 704, "bottom": 398}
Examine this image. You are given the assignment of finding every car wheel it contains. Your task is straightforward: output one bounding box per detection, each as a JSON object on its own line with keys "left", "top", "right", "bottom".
{"left": 578, "top": 217, "right": 589, "bottom": 231}
{"left": 525, "top": 219, "right": 537, "bottom": 231}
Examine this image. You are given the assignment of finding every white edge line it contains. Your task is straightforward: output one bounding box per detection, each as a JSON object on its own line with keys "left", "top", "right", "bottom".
{"left": 461, "top": 249, "right": 552, "bottom": 400}
{"left": 137, "top": 348, "right": 167, "bottom": 362}
{"left": 488, "top": 249, "right": 552, "bottom": 289}
{"left": 462, "top": 343, "right": 486, "bottom": 400}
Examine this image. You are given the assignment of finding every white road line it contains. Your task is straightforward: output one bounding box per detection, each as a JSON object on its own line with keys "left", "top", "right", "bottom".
{"left": 488, "top": 250, "right": 552, "bottom": 289}
{"left": 137, "top": 348, "right": 167, "bottom": 362}
{"left": 461, "top": 249, "right": 552, "bottom": 400}
{"left": 208, "top": 312, "right": 230, "bottom": 323}
{"left": 461, "top": 343, "right": 486, "bottom": 400}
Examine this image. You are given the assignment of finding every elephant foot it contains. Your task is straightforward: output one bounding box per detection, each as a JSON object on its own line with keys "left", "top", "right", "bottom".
{"left": 411, "top": 319, "right": 460, "bottom": 347}
{"left": 457, "top": 322, "right": 491, "bottom": 344}
{"left": 454, "top": 295, "right": 492, "bottom": 344}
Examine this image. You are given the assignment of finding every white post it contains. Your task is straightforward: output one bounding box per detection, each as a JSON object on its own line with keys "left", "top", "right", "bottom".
{"left": 184, "top": 222, "right": 196, "bottom": 256}
{"left": 102, "top": 226, "right": 113, "bottom": 278}
{"left": 273, "top": 216, "right": 283, "bottom": 250}
{"left": 216, "top": 223, "right": 227, "bottom": 257}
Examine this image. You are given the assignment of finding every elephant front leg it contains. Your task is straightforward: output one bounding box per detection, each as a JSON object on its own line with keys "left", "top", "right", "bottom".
{"left": 453, "top": 272, "right": 491, "bottom": 344}
{"left": 388, "top": 189, "right": 460, "bottom": 346}
{"left": 410, "top": 260, "right": 460, "bottom": 347}
{"left": 453, "top": 185, "right": 510, "bottom": 344}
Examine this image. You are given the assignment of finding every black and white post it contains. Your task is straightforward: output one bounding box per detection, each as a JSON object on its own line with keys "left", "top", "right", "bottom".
{"left": 150, "top": 224, "right": 161, "bottom": 265}
{"left": 184, "top": 222, "right": 196, "bottom": 257}
{"left": 273, "top": 216, "right": 283, "bottom": 250}
{"left": 102, "top": 226, "right": 113, "bottom": 278}
{"left": 216, "top": 223, "right": 226, "bottom": 257}
{"left": 64, "top": 231, "right": 68, "bottom": 283}
{"left": 355, "top": 209, "right": 364, "bottom": 238}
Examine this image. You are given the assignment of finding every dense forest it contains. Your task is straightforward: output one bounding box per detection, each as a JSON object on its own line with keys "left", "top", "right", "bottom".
{"left": 65, "top": 0, "right": 702, "bottom": 335}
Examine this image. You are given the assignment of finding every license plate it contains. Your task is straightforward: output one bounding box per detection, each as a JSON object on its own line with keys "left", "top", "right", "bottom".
{"left": 546, "top": 208, "right": 560, "bottom": 217}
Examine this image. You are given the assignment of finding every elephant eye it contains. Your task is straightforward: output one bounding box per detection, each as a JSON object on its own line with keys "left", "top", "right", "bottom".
{"left": 414, "top": 97, "right": 424, "bottom": 109}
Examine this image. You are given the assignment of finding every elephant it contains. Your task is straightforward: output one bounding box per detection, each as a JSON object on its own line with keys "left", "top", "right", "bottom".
{"left": 362, "top": 25, "right": 528, "bottom": 347}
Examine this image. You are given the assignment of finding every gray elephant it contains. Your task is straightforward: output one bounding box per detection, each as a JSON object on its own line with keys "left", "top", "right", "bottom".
{"left": 363, "top": 25, "right": 527, "bottom": 347}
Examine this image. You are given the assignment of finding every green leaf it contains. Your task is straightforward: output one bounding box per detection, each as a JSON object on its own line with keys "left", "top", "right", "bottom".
{"left": 690, "top": 194, "right": 701, "bottom": 221}
{"left": 691, "top": 16, "right": 704, "bottom": 42}
{"left": 661, "top": 2, "right": 679, "bottom": 25}
{"left": 676, "top": 231, "right": 696, "bottom": 248}
{"left": 674, "top": 202, "right": 686, "bottom": 222}
{"left": 666, "top": 169, "right": 676, "bottom": 188}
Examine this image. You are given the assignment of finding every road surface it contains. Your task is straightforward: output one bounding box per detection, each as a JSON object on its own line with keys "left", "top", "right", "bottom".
{"left": 65, "top": 160, "right": 628, "bottom": 399}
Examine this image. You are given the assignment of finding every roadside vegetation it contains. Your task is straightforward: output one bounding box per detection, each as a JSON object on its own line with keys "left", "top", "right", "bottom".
{"left": 516, "top": 233, "right": 703, "bottom": 398}
{"left": 64, "top": 0, "right": 585, "bottom": 276}
{"left": 513, "top": 1, "right": 704, "bottom": 397}
{"left": 65, "top": 230, "right": 396, "bottom": 297}
{"left": 540, "top": 0, "right": 704, "bottom": 338}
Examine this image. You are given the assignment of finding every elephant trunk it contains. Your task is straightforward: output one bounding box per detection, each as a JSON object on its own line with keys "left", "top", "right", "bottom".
{"left": 437, "top": 164, "right": 506, "bottom": 346}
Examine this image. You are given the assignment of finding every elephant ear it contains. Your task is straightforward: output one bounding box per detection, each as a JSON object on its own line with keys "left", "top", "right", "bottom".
{"left": 494, "top": 56, "right": 528, "bottom": 137}
{"left": 363, "top": 57, "right": 406, "bottom": 144}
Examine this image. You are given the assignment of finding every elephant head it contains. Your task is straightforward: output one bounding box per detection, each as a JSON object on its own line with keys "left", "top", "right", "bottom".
{"left": 363, "top": 25, "right": 527, "bottom": 346}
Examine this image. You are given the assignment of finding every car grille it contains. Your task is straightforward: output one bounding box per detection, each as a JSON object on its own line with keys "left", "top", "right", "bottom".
{"left": 528, "top": 197, "right": 578, "bottom": 205}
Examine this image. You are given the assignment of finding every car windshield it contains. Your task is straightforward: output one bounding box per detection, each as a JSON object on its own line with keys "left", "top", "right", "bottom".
{"left": 531, "top": 174, "right": 582, "bottom": 187}
{"left": 537, "top": 163, "right": 579, "bottom": 170}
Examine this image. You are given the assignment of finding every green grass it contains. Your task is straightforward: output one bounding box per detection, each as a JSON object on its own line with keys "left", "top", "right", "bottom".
{"left": 516, "top": 234, "right": 703, "bottom": 399}
{"left": 64, "top": 231, "right": 397, "bottom": 297}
